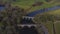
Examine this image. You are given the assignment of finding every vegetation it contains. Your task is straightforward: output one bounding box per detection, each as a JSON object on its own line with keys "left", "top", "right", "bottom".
{"left": 44, "top": 9, "right": 60, "bottom": 34}
{"left": 55, "top": 22, "right": 60, "bottom": 34}
{"left": 34, "top": 9, "right": 60, "bottom": 34}
{"left": 2, "top": 0, "right": 59, "bottom": 13}
{"left": 0, "top": 1, "right": 27, "bottom": 34}
{"left": 0, "top": 0, "right": 60, "bottom": 34}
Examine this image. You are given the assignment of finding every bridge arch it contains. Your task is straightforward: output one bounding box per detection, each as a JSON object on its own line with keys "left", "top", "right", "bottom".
{"left": 19, "top": 26, "right": 38, "bottom": 34}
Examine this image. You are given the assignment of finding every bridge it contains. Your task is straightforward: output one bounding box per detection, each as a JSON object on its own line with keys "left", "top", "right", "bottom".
{"left": 22, "top": 16, "right": 34, "bottom": 20}
{"left": 17, "top": 16, "right": 49, "bottom": 34}
{"left": 18, "top": 16, "right": 38, "bottom": 28}
{"left": 17, "top": 24, "right": 37, "bottom": 28}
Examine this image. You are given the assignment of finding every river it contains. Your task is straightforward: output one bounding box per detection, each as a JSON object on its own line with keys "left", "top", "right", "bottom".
{"left": 0, "top": 5, "right": 5, "bottom": 11}
{"left": 27, "top": 5, "right": 60, "bottom": 17}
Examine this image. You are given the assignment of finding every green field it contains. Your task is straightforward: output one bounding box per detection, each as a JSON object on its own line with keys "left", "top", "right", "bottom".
{"left": 45, "top": 9, "right": 60, "bottom": 15}
{"left": 11, "top": 0, "right": 60, "bottom": 12}
{"left": 46, "top": 9, "right": 60, "bottom": 34}
{"left": 43, "top": 21, "right": 60, "bottom": 34}
{"left": 41, "top": 9, "right": 60, "bottom": 34}
{"left": 55, "top": 22, "right": 60, "bottom": 34}
{"left": 34, "top": 9, "right": 60, "bottom": 34}
{"left": 3, "top": 0, "right": 60, "bottom": 13}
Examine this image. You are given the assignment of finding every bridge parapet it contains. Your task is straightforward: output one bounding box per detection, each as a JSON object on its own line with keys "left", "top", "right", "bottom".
{"left": 17, "top": 24, "right": 38, "bottom": 28}
{"left": 22, "top": 16, "right": 34, "bottom": 20}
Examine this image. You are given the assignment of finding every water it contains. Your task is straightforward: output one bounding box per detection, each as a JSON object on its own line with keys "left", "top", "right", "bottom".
{"left": 0, "top": 5, "right": 5, "bottom": 11}
{"left": 27, "top": 5, "right": 60, "bottom": 17}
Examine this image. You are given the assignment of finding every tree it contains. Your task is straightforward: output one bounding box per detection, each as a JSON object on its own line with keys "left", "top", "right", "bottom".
{"left": 0, "top": 4, "right": 26, "bottom": 34}
{"left": 34, "top": 13, "right": 56, "bottom": 23}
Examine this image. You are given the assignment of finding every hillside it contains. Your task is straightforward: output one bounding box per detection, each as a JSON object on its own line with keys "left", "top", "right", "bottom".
{"left": 2, "top": 0, "right": 60, "bottom": 12}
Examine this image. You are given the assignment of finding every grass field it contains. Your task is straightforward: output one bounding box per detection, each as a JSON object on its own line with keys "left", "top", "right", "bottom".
{"left": 43, "top": 22, "right": 53, "bottom": 34}
{"left": 45, "top": 9, "right": 60, "bottom": 15}
{"left": 55, "top": 22, "right": 60, "bottom": 34}
{"left": 2, "top": 0, "right": 60, "bottom": 12}
{"left": 42, "top": 9, "right": 60, "bottom": 34}
{"left": 10, "top": 0, "right": 60, "bottom": 13}
{"left": 47, "top": 9, "right": 60, "bottom": 34}
{"left": 34, "top": 9, "right": 60, "bottom": 34}
{"left": 43, "top": 21, "right": 60, "bottom": 34}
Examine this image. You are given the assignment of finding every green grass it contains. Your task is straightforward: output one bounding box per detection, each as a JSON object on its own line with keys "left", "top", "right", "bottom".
{"left": 45, "top": 9, "right": 60, "bottom": 15}
{"left": 43, "top": 21, "right": 60, "bottom": 34}
{"left": 42, "top": 9, "right": 60, "bottom": 34}
{"left": 55, "top": 22, "right": 60, "bottom": 34}
{"left": 11, "top": 0, "right": 60, "bottom": 13}
{"left": 2, "top": 0, "right": 60, "bottom": 13}
{"left": 0, "top": 22, "right": 3, "bottom": 26}
{"left": 43, "top": 22, "right": 53, "bottom": 34}
{"left": 34, "top": 9, "right": 60, "bottom": 34}
{"left": 48, "top": 9, "right": 60, "bottom": 34}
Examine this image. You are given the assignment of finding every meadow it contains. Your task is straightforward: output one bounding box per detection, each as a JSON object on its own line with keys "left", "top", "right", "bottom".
{"left": 45, "top": 9, "right": 60, "bottom": 34}
{"left": 34, "top": 9, "right": 60, "bottom": 34}
{"left": 6, "top": 0, "right": 60, "bottom": 12}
